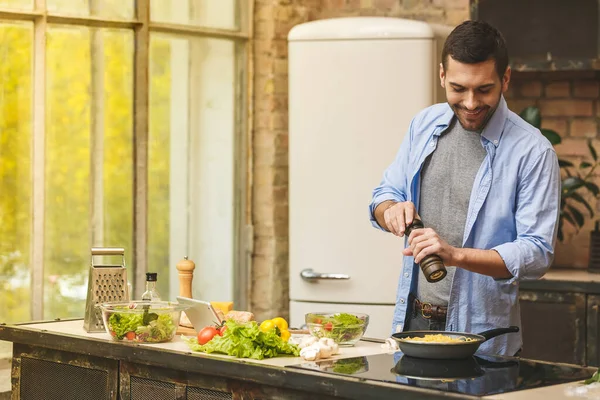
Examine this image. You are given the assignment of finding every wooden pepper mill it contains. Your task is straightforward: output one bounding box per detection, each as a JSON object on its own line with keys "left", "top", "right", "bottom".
{"left": 176, "top": 256, "right": 196, "bottom": 298}
{"left": 176, "top": 256, "right": 196, "bottom": 329}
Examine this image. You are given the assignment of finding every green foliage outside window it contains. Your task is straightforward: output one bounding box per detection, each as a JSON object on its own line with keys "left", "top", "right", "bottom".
{"left": 0, "top": 25, "right": 172, "bottom": 324}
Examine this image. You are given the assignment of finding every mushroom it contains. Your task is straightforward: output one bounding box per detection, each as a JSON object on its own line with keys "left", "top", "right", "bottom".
{"left": 300, "top": 346, "right": 321, "bottom": 361}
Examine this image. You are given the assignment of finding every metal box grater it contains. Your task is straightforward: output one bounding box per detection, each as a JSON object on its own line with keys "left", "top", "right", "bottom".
{"left": 83, "top": 247, "right": 130, "bottom": 332}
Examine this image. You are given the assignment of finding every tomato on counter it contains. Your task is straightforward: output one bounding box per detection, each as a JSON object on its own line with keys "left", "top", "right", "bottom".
{"left": 197, "top": 326, "right": 219, "bottom": 345}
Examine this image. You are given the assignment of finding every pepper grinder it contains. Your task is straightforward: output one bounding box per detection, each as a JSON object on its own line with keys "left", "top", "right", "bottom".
{"left": 177, "top": 256, "right": 196, "bottom": 329}
{"left": 176, "top": 256, "right": 196, "bottom": 298}
{"left": 405, "top": 219, "right": 447, "bottom": 283}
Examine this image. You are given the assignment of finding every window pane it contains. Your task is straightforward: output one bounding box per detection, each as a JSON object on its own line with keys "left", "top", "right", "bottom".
{"left": 45, "top": 26, "right": 133, "bottom": 319}
{"left": 46, "top": 0, "right": 134, "bottom": 20}
{"left": 0, "top": 0, "right": 32, "bottom": 9}
{"left": 0, "top": 22, "right": 32, "bottom": 325}
{"left": 150, "top": 0, "right": 239, "bottom": 30}
{"left": 149, "top": 34, "right": 238, "bottom": 301}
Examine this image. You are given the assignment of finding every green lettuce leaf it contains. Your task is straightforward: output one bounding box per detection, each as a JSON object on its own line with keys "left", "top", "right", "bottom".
{"left": 584, "top": 368, "right": 600, "bottom": 384}
{"left": 183, "top": 320, "right": 299, "bottom": 360}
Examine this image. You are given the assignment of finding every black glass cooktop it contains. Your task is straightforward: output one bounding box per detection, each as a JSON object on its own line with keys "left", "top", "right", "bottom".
{"left": 287, "top": 352, "right": 596, "bottom": 396}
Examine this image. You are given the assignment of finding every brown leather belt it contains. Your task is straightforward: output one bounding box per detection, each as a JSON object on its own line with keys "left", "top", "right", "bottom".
{"left": 412, "top": 296, "right": 448, "bottom": 321}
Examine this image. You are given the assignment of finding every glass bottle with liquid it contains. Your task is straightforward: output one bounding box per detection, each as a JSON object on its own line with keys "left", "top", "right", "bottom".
{"left": 141, "top": 272, "right": 161, "bottom": 301}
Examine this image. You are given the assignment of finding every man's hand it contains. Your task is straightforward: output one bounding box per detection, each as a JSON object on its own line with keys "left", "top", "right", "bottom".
{"left": 375, "top": 201, "right": 418, "bottom": 236}
{"left": 402, "top": 227, "right": 513, "bottom": 279}
{"left": 402, "top": 227, "right": 458, "bottom": 264}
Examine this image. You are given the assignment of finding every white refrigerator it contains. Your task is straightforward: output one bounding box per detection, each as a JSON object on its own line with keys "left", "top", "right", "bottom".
{"left": 288, "top": 17, "right": 449, "bottom": 338}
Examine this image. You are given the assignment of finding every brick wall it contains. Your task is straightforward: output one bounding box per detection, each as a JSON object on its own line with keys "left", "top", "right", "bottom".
{"left": 252, "top": 0, "right": 320, "bottom": 320}
{"left": 505, "top": 71, "right": 600, "bottom": 268}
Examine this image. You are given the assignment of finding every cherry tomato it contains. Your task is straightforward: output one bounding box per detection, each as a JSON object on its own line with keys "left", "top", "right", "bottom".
{"left": 324, "top": 322, "right": 333, "bottom": 331}
{"left": 110, "top": 330, "right": 116, "bottom": 337}
{"left": 218, "top": 325, "right": 227, "bottom": 336}
{"left": 125, "top": 331, "right": 136, "bottom": 340}
{"left": 315, "top": 318, "right": 322, "bottom": 324}
{"left": 197, "top": 326, "right": 219, "bottom": 345}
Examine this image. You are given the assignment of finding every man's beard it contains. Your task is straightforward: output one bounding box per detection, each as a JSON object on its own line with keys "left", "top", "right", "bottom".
{"left": 450, "top": 99, "right": 499, "bottom": 132}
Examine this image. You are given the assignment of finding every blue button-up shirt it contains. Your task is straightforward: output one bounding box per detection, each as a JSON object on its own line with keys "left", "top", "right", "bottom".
{"left": 369, "top": 96, "right": 560, "bottom": 356}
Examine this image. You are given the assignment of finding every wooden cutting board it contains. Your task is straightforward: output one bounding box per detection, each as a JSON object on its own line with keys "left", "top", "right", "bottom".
{"left": 176, "top": 325, "right": 196, "bottom": 336}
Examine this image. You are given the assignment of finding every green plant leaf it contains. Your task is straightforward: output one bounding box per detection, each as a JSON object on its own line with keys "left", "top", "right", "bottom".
{"left": 580, "top": 162, "right": 593, "bottom": 169}
{"left": 562, "top": 211, "right": 577, "bottom": 228}
{"left": 541, "top": 129, "right": 562, "bottom": 145}
{"left": 569, "top": 192, "right": 594, "bottom": 217}
{"left": 557, "top": 220, "right": 564, "bottom": 242}
{"left": 557, "top": 227, "right": 564, "bottom": 242}
{"left": 588, "top": 140, "right": 597, "bottom": 162}
{"left": 585, "top": 181, "right": 600, "bottom": 197}
{"left": 567, "top": 205, "right": 585, "bottom": 227}
{"left": 559, "top": 159, "right": 574, "bottom": 168}
{"left": 519, "top": 106, "right": 541, "bottom": 128}
{"left": 562, "top": 176, "right": 585, "bottom": 194}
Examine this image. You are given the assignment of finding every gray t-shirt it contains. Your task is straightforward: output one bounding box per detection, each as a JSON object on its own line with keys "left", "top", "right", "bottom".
{"left": 416, "top": 119, "right": 487, "bottom": 306}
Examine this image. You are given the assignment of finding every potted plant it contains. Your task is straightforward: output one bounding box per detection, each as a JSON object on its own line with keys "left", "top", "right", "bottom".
{"left": 520, "top": 106, "right": 600, "bottom": 242}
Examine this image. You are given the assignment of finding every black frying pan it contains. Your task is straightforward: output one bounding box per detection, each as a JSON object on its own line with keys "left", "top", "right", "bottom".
{"left": 391, "top": 326, "right": 519, "bottom": 359}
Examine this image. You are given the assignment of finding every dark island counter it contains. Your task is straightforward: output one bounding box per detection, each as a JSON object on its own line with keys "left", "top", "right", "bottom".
{"left": 0, "top": 319, "right": 596, "bottom": 400}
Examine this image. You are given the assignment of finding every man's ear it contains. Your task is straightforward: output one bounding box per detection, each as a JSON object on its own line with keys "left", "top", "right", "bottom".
{"left": 439, "top": 63, "right": 445, "bottom": 88}
{"left": 501, "top": 66, "right": 511, "bottom": 93}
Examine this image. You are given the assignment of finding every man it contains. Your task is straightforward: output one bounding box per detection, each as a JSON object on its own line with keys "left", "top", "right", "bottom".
{"left": 369, "top": 20, "right": 560, "bottom": 356}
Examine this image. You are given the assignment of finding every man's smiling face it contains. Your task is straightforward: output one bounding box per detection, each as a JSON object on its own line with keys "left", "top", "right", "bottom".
{"left": 440, "top": 57, "right": 511, "bottom": 132}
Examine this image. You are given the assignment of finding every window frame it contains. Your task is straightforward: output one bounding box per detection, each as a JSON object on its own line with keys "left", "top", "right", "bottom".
{"left": 0, "top": 0, "right": 252, "bottom": 320}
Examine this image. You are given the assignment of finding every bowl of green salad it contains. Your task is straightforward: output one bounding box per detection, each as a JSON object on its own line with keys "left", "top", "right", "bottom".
{"left": 305, "top": 312, "right": 369, "bottom": 346}
{"left": 97, "top": 301, "right": 187, "bottom": 343}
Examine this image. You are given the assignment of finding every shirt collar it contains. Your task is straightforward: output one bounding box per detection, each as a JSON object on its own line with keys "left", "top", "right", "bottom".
{"left": 435, "top": 96, "right": 508, "bottom": 147}
{"left": 480, "top": 95, "right": 508, "bottom": 146}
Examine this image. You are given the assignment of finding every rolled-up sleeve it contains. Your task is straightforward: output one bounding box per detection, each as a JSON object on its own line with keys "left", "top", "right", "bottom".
{"left": 493, "top": 148, "right": 560, "bottom": 283}
{"left": 369, "top": 119, "right": 415, "bottom": 231}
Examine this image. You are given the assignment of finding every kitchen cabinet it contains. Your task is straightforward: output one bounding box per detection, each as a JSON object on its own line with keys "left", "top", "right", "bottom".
{"left": 519, "top": 290, "right": 586, "bottom": 365}
{"left": 519, "top": 273, "right": 600, "bottom": 367}
{"left": 587, "top": 295, "right": 600, "bottom": 367}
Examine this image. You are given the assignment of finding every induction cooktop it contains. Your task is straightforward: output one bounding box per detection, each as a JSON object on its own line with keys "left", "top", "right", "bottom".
{"left": 287, "top": 352, "right": 596, "bottom": 396}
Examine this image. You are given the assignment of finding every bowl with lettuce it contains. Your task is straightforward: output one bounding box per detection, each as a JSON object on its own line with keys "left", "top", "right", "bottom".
{"left": 305, "top": 312, "right": 369, "bottom": 346}
{"left": 97, "top": 301, "right": 187, "bottom": 343}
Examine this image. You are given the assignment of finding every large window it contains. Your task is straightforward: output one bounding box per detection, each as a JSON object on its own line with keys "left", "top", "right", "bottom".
{"left": 0, "top": 0, "right": 249, "bottom": 342}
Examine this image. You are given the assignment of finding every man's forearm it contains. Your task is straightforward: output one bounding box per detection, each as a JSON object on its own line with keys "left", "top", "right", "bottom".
{"left": 452, "top": 248, "right": 512, "bottom": 279}
{"left": 373, "top": 200, "right": 396, "bottom": 232}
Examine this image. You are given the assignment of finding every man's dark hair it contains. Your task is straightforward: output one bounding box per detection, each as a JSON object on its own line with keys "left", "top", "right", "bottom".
{"left": 442, "top": 20, "right": 509, "bottom": 78}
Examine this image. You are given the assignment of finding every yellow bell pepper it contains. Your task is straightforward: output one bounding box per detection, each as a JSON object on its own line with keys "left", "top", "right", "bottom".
{"left": 259, "top": 317, "right": 291, "bottom": 341}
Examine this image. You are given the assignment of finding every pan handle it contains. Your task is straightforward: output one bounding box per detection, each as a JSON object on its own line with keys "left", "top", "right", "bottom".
{"left": 478, "top": 326, "right": 519, "bottom": 341}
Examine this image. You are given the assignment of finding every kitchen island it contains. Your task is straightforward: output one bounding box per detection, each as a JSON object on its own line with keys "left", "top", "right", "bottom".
{"left": 0, "top": 319, "right": 596, "bottom": 400}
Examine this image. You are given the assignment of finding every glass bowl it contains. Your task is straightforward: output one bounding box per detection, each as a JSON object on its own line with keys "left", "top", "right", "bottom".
{"left": 305, "top": 312, "right": 369, "bottom": 346}
{"left": 97, "top": 301, "right": 187, "bottom": 343}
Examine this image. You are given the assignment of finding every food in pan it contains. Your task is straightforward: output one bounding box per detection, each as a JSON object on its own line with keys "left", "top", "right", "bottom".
{"left": 403, "top": 334, "right": 477, "bottom": 343}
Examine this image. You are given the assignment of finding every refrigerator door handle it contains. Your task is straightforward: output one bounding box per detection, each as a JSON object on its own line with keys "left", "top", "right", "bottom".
{"left": 300, "top": 268, "right": 350, "bottom": 282}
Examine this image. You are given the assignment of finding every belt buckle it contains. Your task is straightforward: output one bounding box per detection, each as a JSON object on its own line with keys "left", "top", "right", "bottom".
{"left": 421, "top": 302, "right": 433, "bottom": 319}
